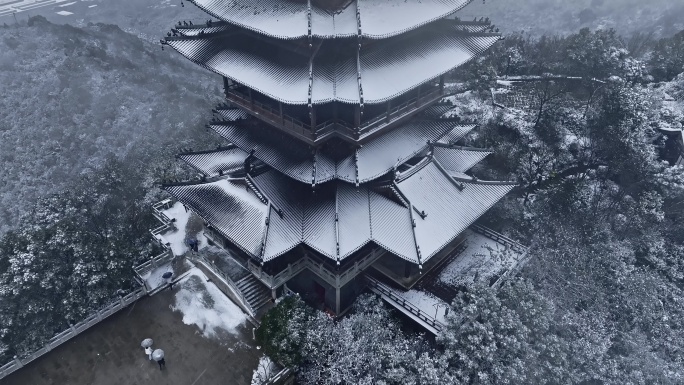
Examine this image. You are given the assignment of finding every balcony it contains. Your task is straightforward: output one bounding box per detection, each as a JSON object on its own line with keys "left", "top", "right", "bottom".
{"left": 225, "top": 85, "right": 444, "bottom": 146}
{"left": 245, "top": 247, "right": 387, "bottom": 290}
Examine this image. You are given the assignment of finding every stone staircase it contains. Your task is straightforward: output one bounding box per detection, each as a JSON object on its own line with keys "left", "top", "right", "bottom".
{"left": 235, "top": 274, "right": 271, "bottom": 311}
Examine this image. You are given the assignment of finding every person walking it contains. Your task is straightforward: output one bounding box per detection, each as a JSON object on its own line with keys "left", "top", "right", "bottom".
{"left": 158, "top": 357, "right": 166, "bottom": 370}
{"left": 145, "top": 346, "right": 153, "bottom": 360}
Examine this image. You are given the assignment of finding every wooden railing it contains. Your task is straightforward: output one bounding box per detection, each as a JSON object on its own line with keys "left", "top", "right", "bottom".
{"left": 359, "top": 88, "right": 443, "bottom": 136}
{"left": 227, "top": 90, "right": 315, "bottom": 141}
{"left": 470, "top": 225, "right": 527, "bottom": 253}
{"left": 0, "top": 288, "right": 145, "bottom": 381}
{"left": 227, "top": 86, "right": 442, "bottom": 144}
{"left": 265, "top": 367, "right": 295, "bottom": 385}
{"left": 133, "top": 248, "right": 174, "bottom": 280}
{"left": 366, "top": 276, "right": 445, "bottom": 334}
{"left": 151, "top": 198, "right": 174, "bottom": 223}
{"left": 247, "top": 247, "right": 386, "bottom": 290}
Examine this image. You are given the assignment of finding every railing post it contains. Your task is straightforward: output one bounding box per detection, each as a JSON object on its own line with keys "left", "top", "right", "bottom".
{"left": 13, "top": 355, "right": 23, "bottom": 368}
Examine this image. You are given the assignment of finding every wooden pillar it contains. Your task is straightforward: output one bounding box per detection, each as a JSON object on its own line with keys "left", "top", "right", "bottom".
{"left": 222, "top": 76, "right": 229, "bottom": 98}
{"left": 335, "top": 286, "right": 341, "bottom": 314}
{"left": 279, "top": 101, "right": 284, "bottom": 124}
{"left": 271, "top": 288, "right": 277, "bottom": 300}
{"left": 310, "top": 106, "right": 317, "bottom": 129}
{"left": 439, "top": 74, "right": 445, "bottom": 92}
{"left": 385, "top": 100, "right": 391, "bottom": 123}
{"left": 354, "top": 104, "right": 361, "bottom": 127}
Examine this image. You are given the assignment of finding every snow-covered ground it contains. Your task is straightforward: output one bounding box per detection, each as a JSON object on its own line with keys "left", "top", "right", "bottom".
{"left": 251, "top": 355, "right": 277, "bottom": 385}
{"left": 171, "top": 268, "right": 248, "bottom": 338}
{"left": 438, "top": 229, "right": 522, "bottom": 287}
{"left": 158, "top": 202, "right": 191, "bottom": 256}
{"left": 391, "top": 289, "right": 449, "bottom": 324}
{"left": 140, "top": 262, "right": 174, "bottom": 290}
{"left": 381, "top": 229, "right": 525, "bottom": 328}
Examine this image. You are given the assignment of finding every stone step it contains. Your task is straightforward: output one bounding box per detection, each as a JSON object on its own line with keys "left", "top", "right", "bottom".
{"left": 233, "top": 274, "right": 271, "bottom": 311}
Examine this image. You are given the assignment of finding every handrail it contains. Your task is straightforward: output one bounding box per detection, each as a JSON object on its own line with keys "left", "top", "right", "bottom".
{"left": 366, "top": 276, "right": 445, "bottom": 332}
{"left": 133, "top": 249, "right": 174, "bottom": 278}
{"left": 191, "top": 254, "right": 256, "bottom": 317}
{"left": 470, "top": 225, "right": 527, "bottom": 252}
{"left": 359, "top": 88, "right": 443, "bottom": 134}
{"left": 227, "top": 90, "right": 312, "bottom": 134}
{"left": 0, "top": 288, "right": 146, "bottom": 380}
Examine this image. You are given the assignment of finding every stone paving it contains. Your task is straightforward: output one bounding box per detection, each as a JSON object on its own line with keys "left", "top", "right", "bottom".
{"left": 3, "top": 283, "right": 261, "bottom": 385}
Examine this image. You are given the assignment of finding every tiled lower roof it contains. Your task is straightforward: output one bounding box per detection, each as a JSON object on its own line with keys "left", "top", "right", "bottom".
{"left": 206, "top": 106, "right": 477, "bottom": 184}
{"left": 163, "top": 158, "right": 515, "bottom": 264}
{"left": 177, "top": 146, "right": 248, "bottom": 177}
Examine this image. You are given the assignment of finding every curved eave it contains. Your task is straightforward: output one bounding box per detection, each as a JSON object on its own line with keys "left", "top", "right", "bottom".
{"left": 208, "top": 118, "right": 472, "bottom": 185}
{"left": 177, "top": 146, "right": 249, "bottom": 177}
{"left": 188, "top": 0, "right": 309, "bottom": 40}
{"left": 164, "top": 30, "right": 501, "bottom": 105}
{"left": 431, "top": 144, "right": 493, "bottom": 173}
{"left": 163, "top": 179, "right": 269, "bottom": 258}
{"left": 165, "top": 35, "right": 310, "bottom": 105}
{"left": 359, "top": 0, "right": 473, "bottom": 39}
{"left": 186, "top": 0, "right": 475, "bottom": 40}
{"left": 395, "top": 159, "right": 517, "bottom": 262}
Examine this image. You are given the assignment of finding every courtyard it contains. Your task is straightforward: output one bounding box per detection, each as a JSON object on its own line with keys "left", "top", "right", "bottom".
{"left": 3, "top": 269, "right": 261, "bottom": 385}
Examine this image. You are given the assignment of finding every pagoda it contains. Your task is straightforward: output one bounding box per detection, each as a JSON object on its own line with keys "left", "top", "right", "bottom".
{"left": 159, "top": 0, "right": 515, "bottom": 315}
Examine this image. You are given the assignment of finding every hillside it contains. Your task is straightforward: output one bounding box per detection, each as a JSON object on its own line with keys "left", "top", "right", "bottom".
{"left": 464, "top": 0, "right": 684, "bottom": 38}
{"left": 0, "top": 17, "right": 222, "bottom": 234}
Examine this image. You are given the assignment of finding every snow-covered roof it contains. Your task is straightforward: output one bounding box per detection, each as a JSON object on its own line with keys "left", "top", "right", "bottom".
{"left": 165, "top": 24, "right": 500, "bottom": 105}
{"left": 164, "top": 179, "right": 269, "bottom": 256}
{"left": 431, "top": 144, "right": 491, "bottom": 173}
{"left": 163, "top": 158, "right": 515, "bottom": 264}
{"left": 186, "top": 0, "right": 473, "bottom": 40}
{"left": 177, "top": 147, "right": 249, "bottom": 177}
{"left": 208, "top": 112, "right": 476, "bottom": 184}
{"left": 396, "top": 159, "right": 515, "bottom": 260}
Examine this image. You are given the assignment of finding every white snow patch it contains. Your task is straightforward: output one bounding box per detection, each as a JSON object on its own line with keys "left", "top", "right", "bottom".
{"left": 251, "top": 355, "right": 277, "bottom": 385}
{"left": 58, "top": 1, "right": 76, "bottom": 7}
{"left": 140, "top": 262, "right": 174, "bottom": 290}
{"left": 88, "top": 4, "right": 97, "bottom": 7}
{"left": 55, "top": 10, "right": 73, "bottom": 15}
{"left": 160, "top": 202, "right": 191, "bottom": 256}
{"left": 438, "top": 229, "right": 522, "bottom": 287}
{"left": 197, "top": 230, "right": 209, "bottom": 250}
{"left": 171, "top": 268, "right": 247, "bottom": 338}
{"left": 392, "top": 289, "right": 448, "bottom": 324}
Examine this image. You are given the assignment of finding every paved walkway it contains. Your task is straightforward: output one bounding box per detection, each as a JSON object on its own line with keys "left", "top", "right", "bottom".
{"left": 3, "top": 285, "right": 261, "bottom": 385}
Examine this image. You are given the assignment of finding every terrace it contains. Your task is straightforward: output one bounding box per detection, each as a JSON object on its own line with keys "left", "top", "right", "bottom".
{"left": 368, "top": 225, "right": 529, "bottom": 334}
{"left": 2, "top": 269, "right": 264, "bottom": 385}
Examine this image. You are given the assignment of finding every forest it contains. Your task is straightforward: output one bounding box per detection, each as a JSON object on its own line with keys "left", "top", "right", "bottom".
{"left": 257, "top": 28, "right": 684, "bottom": 384}
{"left": 1, "top": 12, "right": 683, "bottom": 385}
